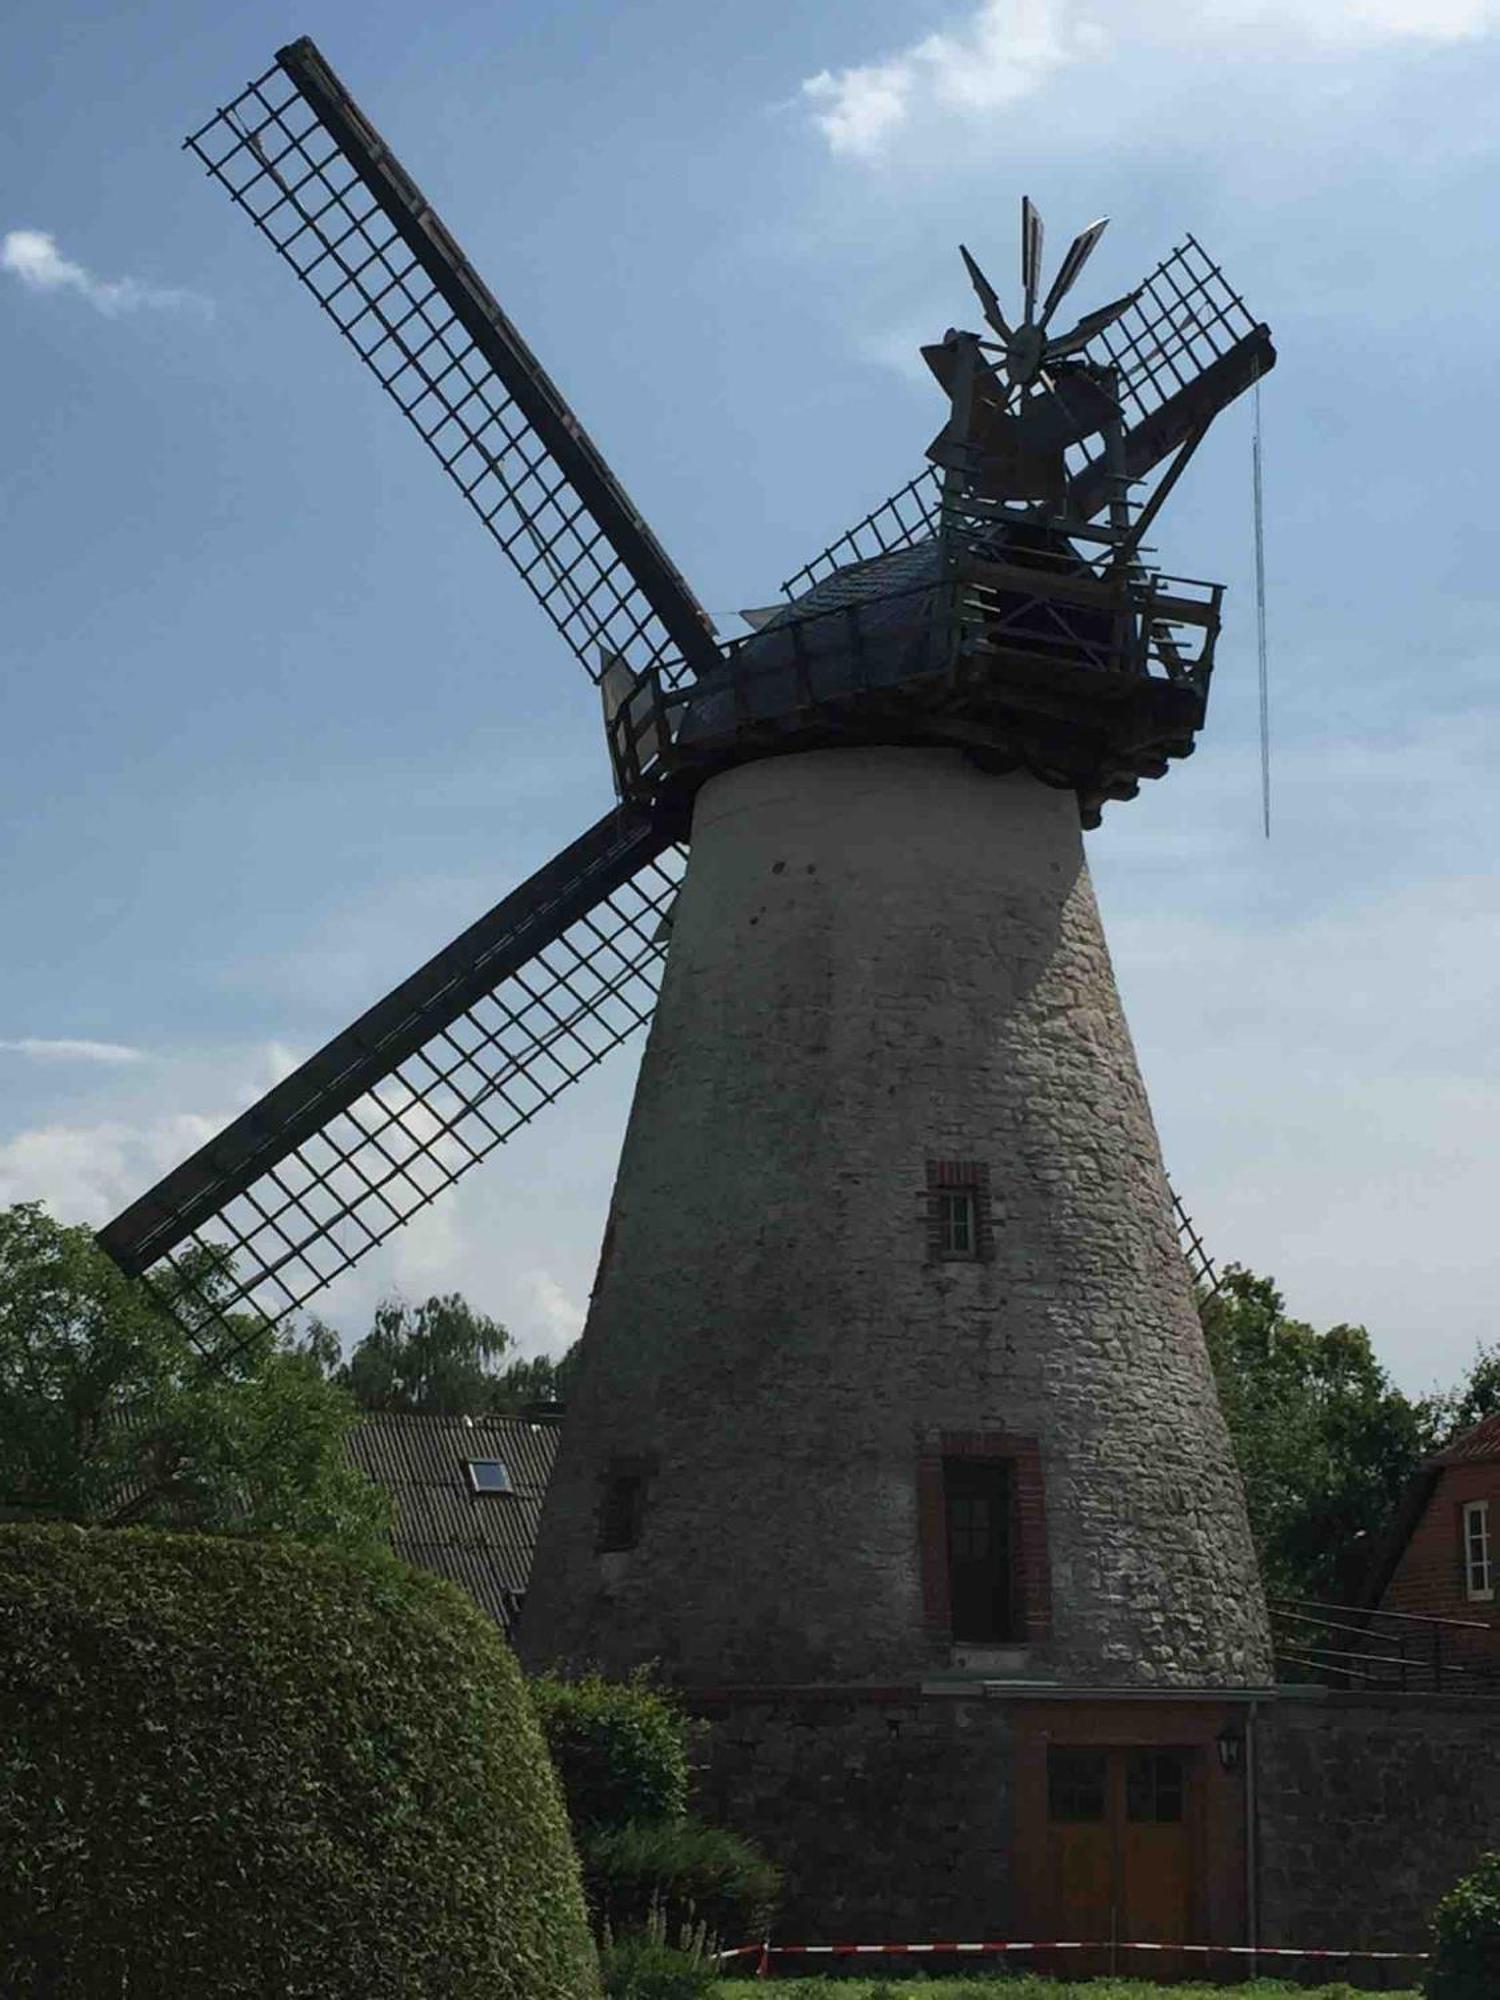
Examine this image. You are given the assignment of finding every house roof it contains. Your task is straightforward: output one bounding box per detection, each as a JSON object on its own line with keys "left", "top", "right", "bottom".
{"left": 345, "top": 1411, "right": 559, "bottom": 1632}
{"left": 1434, "top": 1411, "right": 1500, "bottom": 1466}
{"left": 1364, "top": 1410, "right": 1500, "bottom": 1605}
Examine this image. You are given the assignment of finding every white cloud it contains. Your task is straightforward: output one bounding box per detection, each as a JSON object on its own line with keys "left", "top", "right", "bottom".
{"left": 0, "top": 1112, "right": 221, "bottom": 1224}
{"left": 523, "top": 1269, "right": 587, "bottom": 1348}
{"left": 0, "top": 1041, "right": 313, "bottom": 1224}
{"left": 800, "top": 0, "right": 1500, "bottom": 159}
{"left": 0, "top": 1037, "right": 146, "bottom": 1064}
{"left": 2, "top": 229, "right": 212, "bottom": 319}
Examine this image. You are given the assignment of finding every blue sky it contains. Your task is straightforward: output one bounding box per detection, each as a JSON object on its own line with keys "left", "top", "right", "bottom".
{"left": 4, "top": 0, "right": 1497, "bottom": 1392}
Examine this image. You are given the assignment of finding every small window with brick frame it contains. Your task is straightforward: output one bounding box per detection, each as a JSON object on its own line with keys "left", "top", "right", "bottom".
{"left": 925, "top": 1160, "right": 993, "bottom": 1262}
{"left": 1463, "top": 1499, "right": 1493, "bottom": 1602}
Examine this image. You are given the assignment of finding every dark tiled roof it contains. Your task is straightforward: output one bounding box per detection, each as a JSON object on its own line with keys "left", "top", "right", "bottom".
{"left": 680, "top": 543, "right": 943, "bottom": 746}
{"left": 346, "top": 1412, "right": 559, "bottom": 1633}
{"left": 770, "top": 539, "right": 941, "bottom": 620}
{"left": 1435, "top": 1412, "right": 1500, "bottom": 1466}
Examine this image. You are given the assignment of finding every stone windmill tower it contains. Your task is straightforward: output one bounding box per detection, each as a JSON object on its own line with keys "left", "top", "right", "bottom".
{"left": 521, "top": 210, "right": 1274, "bottom": 1692}
{"left": 101, "top": 47, "right": 1277, "bottom": 1895}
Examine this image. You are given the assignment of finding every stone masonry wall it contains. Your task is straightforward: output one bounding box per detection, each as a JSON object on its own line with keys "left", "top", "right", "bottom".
{"left": 692, "top": 1691, "right": 1017, "bottom": 1941}
{"left": 1257, "top": 1695, "right": 1500, "bottom": 1954}
{"left": 520, "top": 749, "right": 1268, "bottom": 1688}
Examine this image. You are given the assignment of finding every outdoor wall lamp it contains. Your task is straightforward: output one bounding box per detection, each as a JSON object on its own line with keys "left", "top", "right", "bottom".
{"left": 1216, "top": 1725, "right": 1245, "bottom": 1773}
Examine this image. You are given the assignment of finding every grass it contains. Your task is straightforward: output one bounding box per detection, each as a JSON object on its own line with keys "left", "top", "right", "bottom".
{"left": 719, "top": 1982, "right": 1419, "bottom": 1999}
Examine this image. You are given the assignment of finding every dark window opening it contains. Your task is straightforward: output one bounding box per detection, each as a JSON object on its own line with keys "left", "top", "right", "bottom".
{"left": 598, "top": 1471, "right": 646, "bottom": 1552}
{"left": 1126, "top": 1749, "right": 1187, "bottom": 1823}
{"left": 937, "top": 1188, "right": 976, "bottom": 1257}
{"left": 943, "top": 1455, "right": 1015, "bottom": 1641}
{"left": 1048, "top": 1747, "right": 1107, "bottom": 1823}
{"left": 465, "top": 1459, "right": 513, "bottom": 1495}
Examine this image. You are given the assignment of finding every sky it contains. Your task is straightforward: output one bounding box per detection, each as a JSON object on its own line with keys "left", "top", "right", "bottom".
{"left": 3, "top": 0, "right": 1497, "bottom": 1395}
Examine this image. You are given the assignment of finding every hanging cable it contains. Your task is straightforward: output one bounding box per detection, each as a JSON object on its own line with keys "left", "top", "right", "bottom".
{"left": 1251, "top": 366, "right": 1271, "bottom": 839}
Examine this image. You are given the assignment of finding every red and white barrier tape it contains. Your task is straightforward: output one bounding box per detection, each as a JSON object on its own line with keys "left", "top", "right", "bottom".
{"left": 716, "top": 1936, "right": 1429, "bottom": 1968}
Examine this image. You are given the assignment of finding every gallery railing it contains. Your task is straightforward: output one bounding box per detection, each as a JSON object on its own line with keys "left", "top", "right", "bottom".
{"left": 1271, "top": 1595, "right": 1500, "bottom": 1693}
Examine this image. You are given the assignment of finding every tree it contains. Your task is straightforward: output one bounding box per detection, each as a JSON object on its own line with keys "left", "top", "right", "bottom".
{"left": 337, "top": 1291, "right": 578, "bottom": 1415}
{"left": 489, "top": 1344, "right": 581, "bottom": 1413}
{"left": 0, "top": 1202, "right": 389, "bottom": 1550}
{"left": 340, "top": 1292, "right": 511, "bottom": 1413}
{"left": 1431, "top": 1340, "right": 1500, "bottom": 1441}
{"left": 1200, "top": 1265, "right": 1439, "bottom": 1602}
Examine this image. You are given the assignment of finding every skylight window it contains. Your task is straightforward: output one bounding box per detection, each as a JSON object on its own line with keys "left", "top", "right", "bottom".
{"left": 466, "top": 1459, "right": 513, "bottom": 1495}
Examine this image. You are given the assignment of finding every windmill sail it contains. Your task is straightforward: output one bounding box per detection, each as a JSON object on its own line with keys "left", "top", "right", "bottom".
{"left": 186, "top": 38, "right": 718, "bottom": 687}
{"left": 1062, "top": 234, "right": 1274, "bottom": 518}
{"left": 99, "top": 810, "right": 682, "bottom": 1344}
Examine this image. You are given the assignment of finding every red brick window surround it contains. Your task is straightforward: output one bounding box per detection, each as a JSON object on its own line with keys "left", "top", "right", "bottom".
{"left": 925, "top": 1159, "right": 994, "bottom": 1263}
{"left": 917, "top": 1430, "right": 1053, "bottom": 1644}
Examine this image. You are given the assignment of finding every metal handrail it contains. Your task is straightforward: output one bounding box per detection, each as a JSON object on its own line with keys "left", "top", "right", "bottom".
{"left": 1272, "top": 1594, "right": 1493, "bottom": 1634}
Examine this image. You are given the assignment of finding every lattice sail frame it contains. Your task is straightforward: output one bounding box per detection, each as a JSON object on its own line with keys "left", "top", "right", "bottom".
{"left": 106, "top": 37, "right": 1266, "bottom": 1351}
{"left": 106, "top": 829, "right": 683, "bottom": 1345}
{"left": 185, "top": 42, "right": 715, "bottom": 689}
{"left": 1086, "top": 234, "right": 1256, "bottom": 438}
{"left": 784, "top": 235, "right": 1264, "bottom": 603}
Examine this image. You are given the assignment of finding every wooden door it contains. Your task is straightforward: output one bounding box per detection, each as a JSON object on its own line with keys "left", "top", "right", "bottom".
{"left": 1120, "top": 1750, "right": 1192, "bottom": 1945}
{"left": 1044, "top": 1746, "right": 1195, "bottom": 1971}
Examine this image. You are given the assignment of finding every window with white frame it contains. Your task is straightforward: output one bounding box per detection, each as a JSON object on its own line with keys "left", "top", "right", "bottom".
{"left": 1462, "top": 1499, "right": 1493, "bottom": 1601}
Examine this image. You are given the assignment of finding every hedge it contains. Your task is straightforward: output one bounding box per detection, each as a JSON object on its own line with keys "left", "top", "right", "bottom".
{"left": 529, "top": 1670, "right": 691, "bottom": 1833}
{"left": 0, "top": 1524, "right": 598, "bottom": 1999}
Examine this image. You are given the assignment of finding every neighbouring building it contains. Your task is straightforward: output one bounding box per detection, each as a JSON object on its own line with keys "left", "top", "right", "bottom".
{"left": 1368, "top": 1411, "right": 1499, "bottom": 1656}
{"left": 345, "top": 1410, "right": 559, "bottom": 1637}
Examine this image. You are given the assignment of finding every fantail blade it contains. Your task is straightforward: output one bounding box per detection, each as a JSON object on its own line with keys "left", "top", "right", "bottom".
{"left": 1021, "top": 196, "right": 1044, "bottom": 324}
{"left": 1039, "top": 216, "right": 1108, "bottom": 330}
{"left": 959, "top": 244, "right": 1012, "bottom": 343}
{"left": 1045, "top": 289, "right": 1137, "bottom": 359}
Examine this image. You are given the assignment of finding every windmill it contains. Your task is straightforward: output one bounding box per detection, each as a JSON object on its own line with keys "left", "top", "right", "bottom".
{"left": 100, "top": 39, "right": 1275, "bottom": 1692}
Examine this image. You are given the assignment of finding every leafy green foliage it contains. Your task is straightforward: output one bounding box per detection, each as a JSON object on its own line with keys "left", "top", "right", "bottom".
{"left": 340, "top": 1291, "right": 513, "bottom": 1411}
{"left": 0, "top": 1203, "right": 387, "bottom": 1549}
{"left": 0, "top": 1523, "right": 598, "bottom": 1999}
{"left": 530, "top": 1674, "right": 778, "bottom": 1949}
{"left": 492, "top": 1342, "right": 582, "bottom": 1411}
{"left": 334, "top": 1289, "right": 578, "bottom": 1415}
{"left": 1426, "top": 1850, "right": 1500, "bottom": 2000}
{"left": 1429, "top": 1343, "right": 1500, "bottom": 1440}
{"left": 530, "top": 1670, "right": 692, "bottom": 1833}
{"left": 584, "top": 1818, "right": 781, "bottom": 1941}
{"left": 598, "top": 1903, "right": 716, "bottom": 2000}
{"left": 1200, "top": 1266, "right": 1439, "bottom": 1601}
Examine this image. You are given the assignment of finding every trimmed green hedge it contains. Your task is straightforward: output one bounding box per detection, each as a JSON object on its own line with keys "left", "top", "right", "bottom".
{"left": 530, "top": 1670, "right": 691, "bottom": 1833}
{"left": 0, "top": 1524, "right": 598, "bottom": 1999}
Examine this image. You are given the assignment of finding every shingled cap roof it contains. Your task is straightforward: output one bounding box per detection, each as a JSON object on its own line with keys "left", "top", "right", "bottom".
{"left": 345, "top": 1412, "right": 559, "bottom": 1635}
